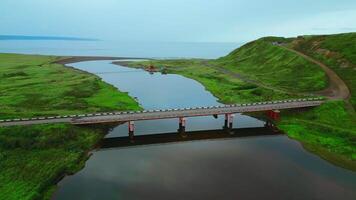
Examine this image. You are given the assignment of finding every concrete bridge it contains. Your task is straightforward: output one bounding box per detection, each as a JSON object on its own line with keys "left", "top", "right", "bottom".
{"left": 0, "top": 98, "right": 324, "bottom": 138}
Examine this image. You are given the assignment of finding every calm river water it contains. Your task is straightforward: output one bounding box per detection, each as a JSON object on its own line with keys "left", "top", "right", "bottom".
{"left": 53, "top": 60, "right": 356, "bottom": 200}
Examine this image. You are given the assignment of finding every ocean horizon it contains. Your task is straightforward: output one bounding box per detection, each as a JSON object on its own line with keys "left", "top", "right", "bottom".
{"left": 0, "top": 38, "right": 242, "bottom": 59}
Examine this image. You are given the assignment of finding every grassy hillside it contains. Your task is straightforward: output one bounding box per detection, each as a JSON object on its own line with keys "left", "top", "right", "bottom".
{"left": 288, "top": 32, "right": 356, "bottom": 108}
{"left": 122, "top": 33, "right": 356, "bottom": 169}
{"left": 0, "top": 54, "right": 141, "bottom": 200}
{"left": 215, "top": 37, "right": 328, "bottom": 92}
{"left": 279, "top": 33, "right": 356, "bottom": 170}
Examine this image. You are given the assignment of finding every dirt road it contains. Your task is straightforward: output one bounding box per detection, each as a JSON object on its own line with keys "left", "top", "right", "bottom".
{"left": 281, "top": 47, "right": 350, "bottom": 100}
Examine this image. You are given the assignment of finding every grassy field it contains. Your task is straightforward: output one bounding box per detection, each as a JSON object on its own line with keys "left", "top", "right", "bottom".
{"left": 121, "top": 33, "right": 356, "bottom": 170}
{"left": 0, "top": 54, "right": 139, "bottom": 119}
{"left": 0, "top": 54, "right": 141, "bottom": 200}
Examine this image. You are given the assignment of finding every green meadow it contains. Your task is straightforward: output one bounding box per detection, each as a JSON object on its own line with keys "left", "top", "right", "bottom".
{"left": 0, "top": 54, "right": 140, "bottom": 200}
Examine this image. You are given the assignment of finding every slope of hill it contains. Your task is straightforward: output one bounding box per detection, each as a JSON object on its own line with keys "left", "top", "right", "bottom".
{"left": 287, "top": 32, "right": 356, "bottom": 108}
{"left": 215, "top": 37, "right": 328, "bottom": 93}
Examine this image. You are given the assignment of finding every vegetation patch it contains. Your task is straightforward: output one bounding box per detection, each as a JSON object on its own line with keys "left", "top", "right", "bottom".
{"left": 278, "top": 101, "right": 356, "bottom": 170}
{"left": 0, "top": 53, "right": 141, "bottom": 200}
{"left": 0, "top": 54, "right": 140, "bottom": 119}
{"left": 289, "top": 32, "right": 356, "bottom": 108}
{"left": 214, "top": 38, "right": 328, "bottom": 92}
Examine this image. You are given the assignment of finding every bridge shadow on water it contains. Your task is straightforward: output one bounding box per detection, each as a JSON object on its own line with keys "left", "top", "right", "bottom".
{"left": 99, "top": 127, "right": 283, "bottom": 150}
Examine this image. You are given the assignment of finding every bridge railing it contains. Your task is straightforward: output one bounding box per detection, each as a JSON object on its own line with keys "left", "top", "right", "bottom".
{"left": 0, "top": 97, "right": 324, "bottom": 123}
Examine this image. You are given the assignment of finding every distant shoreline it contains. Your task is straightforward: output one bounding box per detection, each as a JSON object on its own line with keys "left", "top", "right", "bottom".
{"left": 0, "top": 35, "right": 98, "bottom": 41}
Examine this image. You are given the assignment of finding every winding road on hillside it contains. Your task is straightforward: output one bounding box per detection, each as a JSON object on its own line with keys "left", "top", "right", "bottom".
{"left": 281, "top": 46, "right": 351, "bottom": 100}
{"left": 206, "top": 46, "right": 351, "bottom": 101}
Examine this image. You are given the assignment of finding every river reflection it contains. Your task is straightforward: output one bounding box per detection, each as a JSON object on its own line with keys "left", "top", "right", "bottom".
{"left": 54, "top": 61, "right": 356, "bottom": 200}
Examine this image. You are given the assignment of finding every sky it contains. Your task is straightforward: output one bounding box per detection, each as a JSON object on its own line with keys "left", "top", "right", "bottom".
{"left": 1, "top": 0, "right": 356, "bottom": 43}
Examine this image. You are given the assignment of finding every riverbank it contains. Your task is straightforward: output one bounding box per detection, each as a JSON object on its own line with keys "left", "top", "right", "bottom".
{"left": 0, "top": 53, "right": 141, "bottom": 200}
{"left": 117, "top": 32, "right": 356, "bottom": 170}
{"left": 56, "top": 56, "right": 149, "bottom": 65}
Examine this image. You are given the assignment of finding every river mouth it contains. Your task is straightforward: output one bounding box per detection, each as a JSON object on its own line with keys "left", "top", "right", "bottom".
{"left": 54, "top": 60, "right": 356, "bottom": 200}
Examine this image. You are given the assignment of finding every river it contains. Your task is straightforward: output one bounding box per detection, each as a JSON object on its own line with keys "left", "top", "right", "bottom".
{"left": 53, "top": 60, "right": 356, "bottom": 200}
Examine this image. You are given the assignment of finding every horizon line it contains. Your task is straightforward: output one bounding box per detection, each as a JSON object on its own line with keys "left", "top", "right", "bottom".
{"left": 0, "top": 35, "right": 99, "bottom": 41}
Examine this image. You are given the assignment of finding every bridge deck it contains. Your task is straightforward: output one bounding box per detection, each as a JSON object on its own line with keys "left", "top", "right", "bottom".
{"left": 0, "top": 98, "right": 324, "bottom": 127}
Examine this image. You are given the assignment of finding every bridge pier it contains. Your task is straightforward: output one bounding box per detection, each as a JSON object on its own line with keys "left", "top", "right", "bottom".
{"left": 266, "top": 110, "right": 281, "bottom": 121}
{"left": 178, "top": 117, "right": 186, "bottom": 134}
{"left": 265, "top": 120, "right": 273, "bottom": 127}
{"left": 265, "top": 120, "right": 279, "bottom": 132}
{"left": 223, "top": 114, "right": 234, "bottom": 131}
{"left": 128, "top": 121, "right": 135, "bottom": 141}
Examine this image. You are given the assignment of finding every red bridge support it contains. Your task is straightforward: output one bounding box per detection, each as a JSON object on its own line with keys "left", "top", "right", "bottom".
{"left": 128, "top": 121, "right": 135, "bottom": 141}
{"left": 266, "top": 110, "right": 280, "bottom": 121}
{"left": 224, "top": 114, "right": 234, "bottom": 130}
{"left": 178, "top": 117, "right": 186, "bottom": 133}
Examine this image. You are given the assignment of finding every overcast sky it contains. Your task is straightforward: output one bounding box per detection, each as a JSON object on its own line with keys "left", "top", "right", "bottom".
{"left": 1, "top": 0, "right": 356, "bottom": 42}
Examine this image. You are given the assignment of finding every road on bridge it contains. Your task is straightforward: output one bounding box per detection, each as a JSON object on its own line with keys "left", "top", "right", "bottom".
{"left": 0, "top": 98, "right": 324, "bottom": 127}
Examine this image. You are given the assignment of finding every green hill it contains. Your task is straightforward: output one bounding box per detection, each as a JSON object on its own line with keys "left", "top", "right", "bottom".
{"left": 287, "top": 32, "right": 356, "bottom": 108}
{"left": 215, "top": 37, "right": 327, "bottom": 93}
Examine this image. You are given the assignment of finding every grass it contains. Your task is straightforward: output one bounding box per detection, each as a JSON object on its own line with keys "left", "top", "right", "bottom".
{"left": 0, "top": 54, "right": 140, "bottom": 119}
{"left": 278, "top": 100, "right": 356, "bottom": 170}
{"left": 121, "top": 33, "right": 356, "bottom": 170}
{"left": 288, "top": 32, "right": 356, "bottom": 108}
{"left": 0, "top": 53, "right": 141, "bottom": 200}
{"left": 215, "top": 37, "right": 328, "bottom": 92}
{"left": 0, "top": 124, "right": 108, "bottom": 200}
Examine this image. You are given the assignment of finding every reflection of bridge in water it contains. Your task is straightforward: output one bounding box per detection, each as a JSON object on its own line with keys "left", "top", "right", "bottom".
{"left": 99, "top": 127, "right": 283, "bottom": 150}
